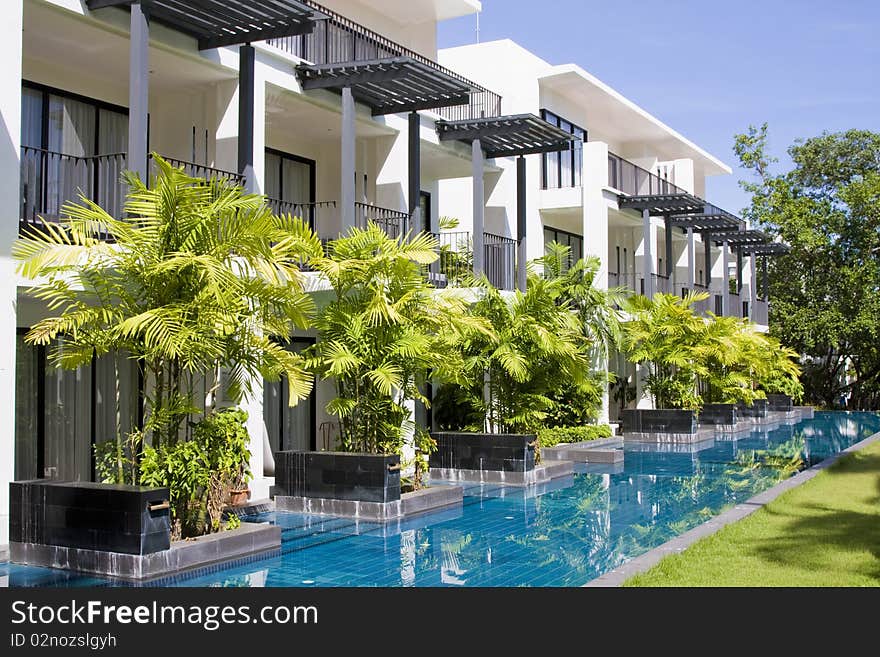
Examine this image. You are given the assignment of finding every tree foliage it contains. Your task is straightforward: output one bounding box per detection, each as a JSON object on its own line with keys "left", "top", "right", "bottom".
{"left": 14, "top": 156, "right": 319, "bottom": 468}
{"left": 734, "top": 126, "right": 880, "bottom": 408}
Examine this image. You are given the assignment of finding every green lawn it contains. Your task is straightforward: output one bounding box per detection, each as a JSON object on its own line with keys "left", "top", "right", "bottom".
{"left": 625, "top": 440, "right": 880, "bottom": 587}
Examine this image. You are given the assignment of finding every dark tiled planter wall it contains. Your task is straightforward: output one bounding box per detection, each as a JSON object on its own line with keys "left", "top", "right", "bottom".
{"left": 274, "top": 452, "right": 401, "bottom": 504}
{"left": 766, "top": 394, "right": 793, "bottom": 411}
{"left": 738, "top": 398, "right": 769, "bottom": 417}
{"left": 428, "top": 432, "right": 536, "bottom": 472}
{"left": 699, "top": 404, "right": 738, "bottom": 425}
{"left": 621, "top": 409, "right": 697, "bottom": 434}
{"left": 10, "top": 480, "right": 170, "bottom": 555}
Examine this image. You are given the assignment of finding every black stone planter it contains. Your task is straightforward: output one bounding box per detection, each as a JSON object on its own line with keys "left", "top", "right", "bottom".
{"left": 699, "top": 403, "right": 738, "bottom": 425}
{"left": 10, "top": 480, "right": 171, "bottom": 555}
{"left": 766, "top": 394, "right": 793, "bottom": 411}
{"left": 738, "top": 398, "right": 769, "bottom": 418}
{"left": 429, "top": 432, "right": 536, "bottom": 472}
{"left": 274, "top": 451, "right": 401, "bottom": 504}
{"left": 621, "top": 409, "right": 697, "bottom": 434}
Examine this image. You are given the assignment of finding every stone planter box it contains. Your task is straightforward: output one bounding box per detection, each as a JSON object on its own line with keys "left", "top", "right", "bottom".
{"left": 766, "top": 394, "right": 793, "bottom": 411}
{"left": 274, "top": 451, "right": 400, "bottom": 504}
{"left": 429, "top": 432, "right": 537, "bottom": 472}
{"left": 738, "top": 399, "right": 769, "bottom": 418}
{"left": 276, "top": 485, "right": 463, "bottom": 522}
{"left": 9, "top": 480, "right": 281, "bottom": 580}
{"left": 621, "top": 409, "right": 697, "bottom": 434}
{"left": 699, "top": 404, "right": 738, "bottom": 426}
{"left": 10, "top": 480, "right": 171, "bottom": 555}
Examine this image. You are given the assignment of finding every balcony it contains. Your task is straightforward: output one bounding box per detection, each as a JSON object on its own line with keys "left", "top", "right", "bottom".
{"left": 266, "top": 1, "right": 501, "bottom": 121}
{"left": 20, "top": 147, "right": 128, "bottom": 233}
{"left": 430, "top": 231, "right": 516, "bottom": 291}
{"left": 753, "top": 299, "right": 769, "bottom": 325}
{"left": 20, "top": 148, "right": 248, "bottom": 236}
{"left": 607, "top": 152, "right": 684, "bottom": 197}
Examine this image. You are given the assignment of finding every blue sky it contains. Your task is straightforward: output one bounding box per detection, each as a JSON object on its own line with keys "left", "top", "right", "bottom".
{"left": 438, "top": 0, "right": 880, "bottom": 216}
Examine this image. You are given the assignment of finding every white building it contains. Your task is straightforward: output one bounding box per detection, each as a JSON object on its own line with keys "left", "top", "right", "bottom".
{"left": 437, "top": 39, "right": 776, "bottom": 420}
{"left": 0, "top": 2, "right": 778, "bottom": 544}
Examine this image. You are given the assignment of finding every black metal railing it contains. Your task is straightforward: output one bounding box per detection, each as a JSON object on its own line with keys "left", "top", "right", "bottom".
{"left": 653, "top": 273, "right": 671, "bottom": 295}
{"left": 355, "top": 202, "right": 409, "bottom": 239}
{"left": 484, "top": 232, "right": 516, "bottom": 291}
{"left": 729, "top": 292, "right": 742, "bottom": 318}
{"left": 266, "top": 1, "right": 501, "bottom": 121}
{"left": 267, "top": 198, "right": 337, "bottom": 232}
{"left": 432, "top": 231, "right": 472, "bottom": 287}
{"left": 20, "top": 146, "right": 128, "bottom": 233}
{"left": 607, "top": 152, "right": 685, "bottom": 197}
{"left": 754, "top": 299, "right": 769, "bottom": 325}
{"left": 155, "top": 155, "right": 245, "bottom": 186}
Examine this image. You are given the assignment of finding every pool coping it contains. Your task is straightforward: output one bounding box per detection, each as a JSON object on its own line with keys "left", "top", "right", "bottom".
{"left": 583, "top": 427, "right": 880, "bottom": 587}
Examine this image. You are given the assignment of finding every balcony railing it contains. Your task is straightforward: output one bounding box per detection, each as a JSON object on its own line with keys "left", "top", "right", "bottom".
{"left": 155, "top": 155, "right": 245, "bottom": 187}
{"left": 754, "top": 299, "right": 769, "bottom": 325}
{"left": 653, "top": 274, "right": 671, "bottom": 295}
{"left": 355, "top": 202, "right": 409, "bottom": 240}
{"left": 484, "top": 233, "right": 516, "bottom": 291}
{"left": 434, "top": 231, "right": 473, "bottom": 287}
{"left": 267, "top": 198, "right": 337, "bottom": 232}
{"left": 20, "top": 146, "right": 127, "bottom": 233}
{"left": 266, "top": 1, "right": 501, "bottom": 121}
{"left": 677, "top": 283, "right": 710, "bottom": 315}
{"left": 607, "top": 152, "right": 685, "bottom": 197}
{"left": 729, "top": 292, "right": 742, "bottom": 318}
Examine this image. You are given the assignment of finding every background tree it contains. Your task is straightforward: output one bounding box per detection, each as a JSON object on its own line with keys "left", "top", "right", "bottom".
{"left": 734, "top": 126, "right": 880, "bottom": 408}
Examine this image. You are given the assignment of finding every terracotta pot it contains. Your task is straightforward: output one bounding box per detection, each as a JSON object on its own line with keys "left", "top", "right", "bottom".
{"left": 228, "top": 489, "right": 250, "bottom": 506}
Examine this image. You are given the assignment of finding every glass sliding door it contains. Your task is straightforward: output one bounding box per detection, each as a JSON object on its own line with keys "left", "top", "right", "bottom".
{"left": 43, "top": 341, "right": 92, "bottom": 481}
{"left": 14, "top": 333, "right": 40, "bottom": 480}
{"left": 263, "top": 339, "right": 315, "bottom": 457}
{"left": 15, "top": 336, "right": 143, "bottom": 482}
{"left": 265, "top": 149, "right": 315, "bottom": 203}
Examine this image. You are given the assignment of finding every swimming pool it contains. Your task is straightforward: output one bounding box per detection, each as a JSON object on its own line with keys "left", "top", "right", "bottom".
{"left": 3, "top": 412, "right": 878, "bottom": 587}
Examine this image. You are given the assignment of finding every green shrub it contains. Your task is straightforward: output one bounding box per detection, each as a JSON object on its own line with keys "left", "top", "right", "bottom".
{"left": 140, "top": 408, "right": 251, "bottom": 539}
{"left": 537, "top": 424, "right": 613, "bottom": 449}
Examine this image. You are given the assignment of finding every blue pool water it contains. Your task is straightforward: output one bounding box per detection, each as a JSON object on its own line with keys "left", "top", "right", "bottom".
{"left": 3, "top": 412, "right": 879, "bottom": 588}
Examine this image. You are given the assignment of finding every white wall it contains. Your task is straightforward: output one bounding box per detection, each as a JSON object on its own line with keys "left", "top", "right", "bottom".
{"left": 0, "top": 0, "right": 23, "bottom": 547}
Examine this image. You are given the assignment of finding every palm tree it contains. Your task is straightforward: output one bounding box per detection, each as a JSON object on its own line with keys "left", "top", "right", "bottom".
{"left": 306, "top": 223, "right": 491, "bottom": 470}
{"left": 14, "top": 155, "right": 320, "bottom": 477}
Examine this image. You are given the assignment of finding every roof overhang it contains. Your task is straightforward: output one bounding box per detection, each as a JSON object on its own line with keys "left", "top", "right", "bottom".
{"left": 670, "top": 212, "right": 744, "bottom": 233}
{"left": 741, "top": 242, "right": 791, "bottom": 256}
{"left": 86, "top": 0, "right": 327, "bottom": 50}
{"left": 296, "top": 57, "right": 478, "bottom": 116}
{"left": 618, "top": 193, "right": 707, "bottom": 215}
{"left": 538, "top": 65, "right": 731, "bottom": 176}
{"left": 713, "top": 229, "right": 771, "bottom": 247}
{"left": 436, "top": 114, "right": 577, "bottom": 158}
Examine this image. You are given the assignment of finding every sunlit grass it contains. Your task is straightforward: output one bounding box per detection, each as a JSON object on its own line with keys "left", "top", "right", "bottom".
{"left": 625, "top": 440, "right": 880, "bottom": 587}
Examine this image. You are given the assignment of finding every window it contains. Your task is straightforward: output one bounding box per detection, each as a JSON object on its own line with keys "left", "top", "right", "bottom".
{"left": 264, "top": 149, "right": 315, "bottom": 203}
{"left": 263, "top": 338, "right": 316, "bottom": 458}
{"left": 540, "top": 109, "right": 586, "bottom": 189}
{"left": 543, "top": 226, "right": 584, "bottom": 270}
{"left": 15, "top": 333, "right": 141, "bottom": 482}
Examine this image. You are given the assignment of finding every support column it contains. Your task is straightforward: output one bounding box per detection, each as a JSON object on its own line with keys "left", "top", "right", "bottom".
{"left": 340, "top": 86, "right": 356, "bottom": 233}
{"left": 408, "top": 112, "right": 421, "bottom": 234}
{"left": 0, "top": 0, "right": 22, "bottom": 546}
{"left": 128, "top": 2, "right": 150, "bottom": 182}
{"left": 472, "top": 139, "right": 485, "bottom": 276}
{"left": 686, "top": 228, "right": 696, "bottom": 289}
{"left": 704, "top": 234, "right": 712, "bottom": 290}
{"left": 664, "top": 217, "right": 673, "bottom": 293}
{"left": 762, "top": 257, "right": 769, "bottom": 300}
{"left": 516, "top": 155, "right": 527, "bottom": 293}
{"left": 721, "top": 239, "right": 730, "bottom": 316}
{"left": 642, "top": 209, "right": 654, "bottom": 298}
{"left": 736, "top": 246, "right": 744, "bottom": 294}
{"left": 750, "top": 253, "right": 758, "bottom": 321}
{"left": 237, "top": 44, "right": 255, "bottom": 193}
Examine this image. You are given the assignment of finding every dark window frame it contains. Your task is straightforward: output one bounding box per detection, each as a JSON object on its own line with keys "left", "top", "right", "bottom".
{"left": 540, "top": 108, "right": 586, "bottom": 190}
{"left": 543, "top": 225, "right": 584, "bottom": 269}
{"left": 265, "top": 147, "right": 316, "bottom": 204}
